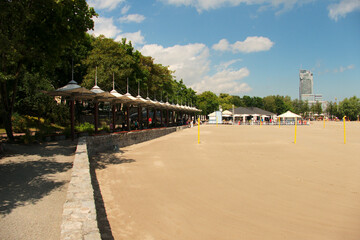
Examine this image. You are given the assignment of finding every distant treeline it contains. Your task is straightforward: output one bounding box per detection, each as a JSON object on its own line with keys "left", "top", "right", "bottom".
{"left": 197, "top": 92, "right": 360, "bottom": 121}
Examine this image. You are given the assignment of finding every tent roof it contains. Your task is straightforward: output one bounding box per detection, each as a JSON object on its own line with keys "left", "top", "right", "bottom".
{"left": 247, "top": 107, "right": 276, "bottom": 116}
{"left": 232, "top": 107, "right": 275, "bottom": 116}
{"left": 208, "top": 112, "right": 216, "bottom": 117}
{"left": 222, "top": 110, "right": 233, "bottom": 116}
{"left": 278, "top": 111, "right": 302, "bottom": 118}
{"left": 233, "top": 107, "right": 256, "bottom": 115}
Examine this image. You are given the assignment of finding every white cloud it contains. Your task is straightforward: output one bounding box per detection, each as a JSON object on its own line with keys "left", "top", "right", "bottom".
{"left": 89, "top": 16, "right": 121, "bottom": 38}
{"left": 233, "top": 36, "right": 274, "bottom": 53}
{"left": 192, "top": 68, "right": 252, "bottom": 94}
{"left": 212, "top": 37, "right": 274, "bottom": 53}
{"left": 140, "top": 43, "right": 210, "bottom": 85}
{"left": 216, "top": 59, "right": 243, "bottom": 71}
{"left": 159, "top": 0, "right": 313, "bottom": 13}
{"left": 140, "top": 43, "right": 251, "bottom": 94}
{"left": 328, "top": 0, "right": 360, "bottom": 21}
{"left": 121, "top": 5, "right": 131, "bottom": 14}
{"left": 88, "top": 0, "right": 125, "bottom": 11}
{"left": 212, "top": 39, "right": 230, "bottom": 51}
{"left": 119, "top": 14, "right": 146, "bottom": 23}
{"left": 334, "top": 64, "right": 355, "bottom": 73}
{"left": 115, "top": 31, "right": 145, "bottom": 46}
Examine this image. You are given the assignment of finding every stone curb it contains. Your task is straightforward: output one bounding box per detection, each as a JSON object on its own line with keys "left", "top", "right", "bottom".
{"left": 60, "top": 137, "right": 101, "bottom": 240}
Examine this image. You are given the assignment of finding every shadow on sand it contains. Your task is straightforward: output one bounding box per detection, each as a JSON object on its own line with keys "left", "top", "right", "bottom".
{"left": 0, "top": 140, "right": 76, "bottom": 159}
{"left": 90, "top": 150, "right": 135, "bottom": 240}
{"left": 0, "top": 160, "right": 73, "bottom": 215}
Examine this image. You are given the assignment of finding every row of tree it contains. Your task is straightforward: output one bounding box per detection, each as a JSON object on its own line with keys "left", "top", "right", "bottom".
{"left": 1, "top": 1, "right": 359, "bottom": 142}
{"left": 1, "top": 0, "right": 197, "bottom": 141}
{"left": 196, "top": 92, "right": 360, "bottom": 121}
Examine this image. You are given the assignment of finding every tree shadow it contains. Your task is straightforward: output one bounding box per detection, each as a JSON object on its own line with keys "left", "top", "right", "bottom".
{"left": 1, "top": 140, "right": 76, "bottom": 159}
{"left": 0, "top": 160, "right": 73, "bottom": 215}
{"left": 90, "top": 150, "right": 136, "bottom": 240}
{"left": 91, "top": 149, "right": 135, "bottom": 170}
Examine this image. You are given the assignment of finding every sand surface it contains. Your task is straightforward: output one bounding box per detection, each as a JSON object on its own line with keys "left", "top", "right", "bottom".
{"left": 0, "top": 140, "right": 76, "bottom": 240}
{"left": 95, "top": 122, "right": 360, "bottom": 240}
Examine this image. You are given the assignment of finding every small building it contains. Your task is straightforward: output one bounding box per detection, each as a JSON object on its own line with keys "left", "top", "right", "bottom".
{"left": 208, "top": 111, "right": 222, "bottom": 124}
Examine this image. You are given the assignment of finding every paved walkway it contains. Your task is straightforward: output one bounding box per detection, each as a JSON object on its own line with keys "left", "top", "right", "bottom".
{"left": 0, "top": 140, "right": 76, "bottom": 240}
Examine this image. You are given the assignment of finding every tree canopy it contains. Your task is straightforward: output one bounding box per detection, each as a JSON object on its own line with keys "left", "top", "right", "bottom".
{"left": 81, "top": 36, "right": 197, "bottom": 104}
{"left": 0, "top": 0, "right": 96, "bottom": 141}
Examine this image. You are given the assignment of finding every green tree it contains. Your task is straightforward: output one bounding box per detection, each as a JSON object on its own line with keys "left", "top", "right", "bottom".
{"left": 273, "top": 95, "right": 293, "bottom": 114}
{"left": 0, "top": 0, "right": 96, "bottom": 141}
{"left": 339, "top": 96, "right": 360, "bottom": 120}
{"left": 197, "top": 91, "right": 219, "bottom": 116}
{"left": 263, "top": 96, "right": 276, "bottom": 113}
{"left": 81, "top": 36, "right": 182, "bottom": 102}
{"left": 301, "top": 100, "right": 310, "bottom": 117}
{"left": 242, "top": 95, "right": 253, "bottom": 107}
{"left": 326, "top": 101, "right": 338, "bottom": 119}
{"left": 292, "top": 99, "right": 309, "bottom": 117}
{"left": 231, "top": 95, "right": 244, "bottom": 107}
{"left": 311, "top": 101, "right": 322, "bottom": 115}
{"left": 218, "top": 93, "right": 233, "bottom": 110}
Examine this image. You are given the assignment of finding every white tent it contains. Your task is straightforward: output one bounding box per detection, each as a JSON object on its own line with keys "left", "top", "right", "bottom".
{"left": 278, "top": 111, "right": 302, "bottom": 119}
{"left": 208, "top": 112, "right": 216, "bottom": 117}
{"left": 222, "top": 110, "right": 233, "bottom": 117}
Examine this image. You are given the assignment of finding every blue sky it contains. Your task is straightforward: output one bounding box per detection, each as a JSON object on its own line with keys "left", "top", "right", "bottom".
{"left": 87, "top": 0, "right": 360, "bottom": 102}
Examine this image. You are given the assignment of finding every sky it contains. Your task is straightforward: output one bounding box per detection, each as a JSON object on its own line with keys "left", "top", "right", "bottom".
{"left": 87, "top": 0, "right": 360, "bottom": 102}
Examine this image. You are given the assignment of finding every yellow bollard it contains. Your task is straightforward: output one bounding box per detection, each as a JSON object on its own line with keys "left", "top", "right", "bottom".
{"left": 216, "top": 116, "right": 218, "bottom": 127}
{"left": 323, "top": 118, "right": 325, "bottom": 128}
{"left": 343, "top": 116, "right": 346, "bottom": 144}
{"left": 198, "top": 117, "right": 200, "bottom": 144}
{"left": 294, "top": 118, "right": 297, "bottom": 144}
{"left": 278, "top": 117, "right": 280, "bottom": 128}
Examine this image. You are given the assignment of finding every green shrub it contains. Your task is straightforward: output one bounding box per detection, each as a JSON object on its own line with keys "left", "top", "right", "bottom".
{"left": 75, "top": 122, "right": 95, "bottom": 135}
{"left": 100, "top": 124, "right": 110, "bottom": 133}
{"left": 12, "top": 113, "right": 27, "bottom": 133}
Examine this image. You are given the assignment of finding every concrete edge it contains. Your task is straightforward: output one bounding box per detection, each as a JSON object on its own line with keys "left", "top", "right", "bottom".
{"left": 60, "top": 137, "right": 101, "bottom": 240}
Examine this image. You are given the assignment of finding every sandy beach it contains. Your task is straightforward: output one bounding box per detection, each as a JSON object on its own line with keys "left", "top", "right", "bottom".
{"left": 95, "top": 121, "right": 360, "bottom": 240}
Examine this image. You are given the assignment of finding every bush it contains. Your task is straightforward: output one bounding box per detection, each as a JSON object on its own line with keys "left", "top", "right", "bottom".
{"left": 12, "top": 113, "right": 27, "bottom": 133}
{"left": 75, "top": 122, "right": 95, "bottom": 135}
{"left": 100, "top": 124, "right": 110, "bottom": 133}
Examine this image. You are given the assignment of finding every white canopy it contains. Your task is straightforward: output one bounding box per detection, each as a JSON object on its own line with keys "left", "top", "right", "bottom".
{"left": 222, "top": 110, "right": 233, "bottom": 117}
{"left": 208, "top": 112, "right": 216, "bottom": 117}
{"left": 278, "top": 111, "right": 302, "bottom": 118}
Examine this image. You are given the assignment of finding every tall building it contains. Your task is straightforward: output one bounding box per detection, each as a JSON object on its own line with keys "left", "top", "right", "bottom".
{"left": 298, "top": 69, "right": 327, "bottom": 112}
{"left": 299, "top": 69, "right": 313, "bottom": 100}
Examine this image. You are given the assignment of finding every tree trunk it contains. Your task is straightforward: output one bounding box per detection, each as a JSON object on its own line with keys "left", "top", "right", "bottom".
{"left": 3, "top": 110, "right": 14, "bottom": 142}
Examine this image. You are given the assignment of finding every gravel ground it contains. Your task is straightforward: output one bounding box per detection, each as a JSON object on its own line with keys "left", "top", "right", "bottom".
{"left": 0, "top": 140, "right": 76, "bottom": 240}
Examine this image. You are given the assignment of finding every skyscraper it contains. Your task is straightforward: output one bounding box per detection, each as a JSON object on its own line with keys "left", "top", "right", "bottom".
{"left": 298, "top": 69, "right": 327, "bottom": 112}
{"left": 299, "top": 70, "right": 313, "bottom": 100}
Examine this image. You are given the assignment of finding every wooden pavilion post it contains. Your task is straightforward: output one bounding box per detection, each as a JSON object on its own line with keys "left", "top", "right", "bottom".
{"left": 172, "top": 111, "right": 175, "bottom": 126}
{"left": 160, "top": 109, "right": 163, "bottom": 127}
{"left": 138, "top": 106, "right": 142, "bottom": 130}
{"left": 70, "top": 97, "right": 75, "bottom": 141}
{"left": 94, "top": 101, "right": 99, "bottom": 133}
{"left": 146, "top": 108, "right": 149, "bottom": 129}
{"left": 126, "top": 105, "right": 130, "bottom": 131}
{"left": 166, "top": 110, "right": 169, "bottom": 127}
{"left": 153, "top": 108, "right": 157, "bottom": 127}
{"left": 112, "top": 103, "right": 116, "bottom": 132}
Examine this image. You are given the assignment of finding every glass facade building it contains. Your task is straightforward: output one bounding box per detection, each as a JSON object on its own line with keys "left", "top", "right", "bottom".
{"left": 299, "top": 70, "right": 313, "bottom": 100}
